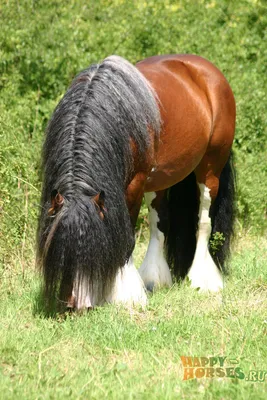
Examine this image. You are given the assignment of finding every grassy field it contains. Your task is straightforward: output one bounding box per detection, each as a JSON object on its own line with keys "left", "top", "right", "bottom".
{"left": 1, "top": 233, "right": 267, "bottom": 399}
{"left": 1, "top": 0, "right": 267, "bottom": 398}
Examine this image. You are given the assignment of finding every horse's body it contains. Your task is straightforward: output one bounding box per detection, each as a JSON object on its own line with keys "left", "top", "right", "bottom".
{"left": 139, "top": 55, "right": 235, "bottom": 193}
{"left": 38, "top": 54, "right": 236, "bottom": 310}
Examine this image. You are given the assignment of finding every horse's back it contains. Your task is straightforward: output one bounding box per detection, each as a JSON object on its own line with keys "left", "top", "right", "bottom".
{"left": 137, "top": 55, "right": 235, "bottom": 192}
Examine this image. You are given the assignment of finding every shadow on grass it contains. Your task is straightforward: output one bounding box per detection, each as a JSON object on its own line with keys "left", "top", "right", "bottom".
{"left": 32, "top": 283, "right": 78, "bottom": 320}
{"left": 32, "top": 286, "right": 60, "bottom": 318}
{"left": 32, "top": 284, "right": 103, "bottom": 320}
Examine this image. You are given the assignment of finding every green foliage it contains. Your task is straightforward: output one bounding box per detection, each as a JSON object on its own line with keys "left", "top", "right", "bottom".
{"left": 209, "top": 232, "right": 225, "bottom": 256}
{"left": 0, "top": 0, "right": 267, "bottom": 265}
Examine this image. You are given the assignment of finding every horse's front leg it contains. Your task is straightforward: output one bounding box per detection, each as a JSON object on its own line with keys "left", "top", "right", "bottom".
{"left": 106, "top": 172, "right": 148, "bottom": 306}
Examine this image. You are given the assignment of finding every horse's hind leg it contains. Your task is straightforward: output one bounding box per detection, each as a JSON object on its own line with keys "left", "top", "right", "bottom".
{"left": 139, "top": 191, "right": 172, "bottom": 291}
{"left": 188, "top": 150, "right": 235, "bottom": 291}
{"left": 187, "top": 181, "right": 223, "bottom": 291}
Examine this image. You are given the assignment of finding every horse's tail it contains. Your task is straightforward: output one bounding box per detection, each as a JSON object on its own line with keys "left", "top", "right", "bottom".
{"left": 165, "top": 151, "right": 236, "bottom": 279}
{"left": 209, "top": 150, "right": 236, "bottom": 272}
{"left": 165, "top": 172, "right": 199, "bottom": 279}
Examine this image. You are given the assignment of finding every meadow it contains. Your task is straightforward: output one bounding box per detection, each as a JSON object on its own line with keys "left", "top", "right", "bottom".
{"left": 0, "top": 0, "right": 267, "bottom": 398}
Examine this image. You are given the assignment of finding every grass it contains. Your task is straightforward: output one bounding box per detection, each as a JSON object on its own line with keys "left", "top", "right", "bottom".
{"left": 0, "top": 233, "right": 267, "bottom": 399}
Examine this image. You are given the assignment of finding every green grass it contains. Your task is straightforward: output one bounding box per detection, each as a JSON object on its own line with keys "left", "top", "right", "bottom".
{"left": 1, "top": 234, "right": 267, "bottom": 399}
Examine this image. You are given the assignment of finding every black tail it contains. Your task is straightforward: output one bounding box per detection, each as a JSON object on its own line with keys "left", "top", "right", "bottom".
{"left": 209, "top": 150, "right": 236, "bottom": 272}
{"left": 165, "top": 172, "right": 199, "bottom": 280}
{"left": 165, "top": 151, "right": 236, "bottom": 279}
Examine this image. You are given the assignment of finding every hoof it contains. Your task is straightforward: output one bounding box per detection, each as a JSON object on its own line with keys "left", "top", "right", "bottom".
{"left": 66, "top": 295, "right": 94, "bottom": 312}
{"left": 145, "top": 282, "right": 155, "bottom": 292}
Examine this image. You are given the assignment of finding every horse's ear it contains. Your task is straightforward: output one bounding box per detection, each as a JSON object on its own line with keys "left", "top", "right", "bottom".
{"left": 93, "top": 191, "right": 106, "bottom": 220}
{"left": 48, "top": 189, "right": 64, "bottom": 216}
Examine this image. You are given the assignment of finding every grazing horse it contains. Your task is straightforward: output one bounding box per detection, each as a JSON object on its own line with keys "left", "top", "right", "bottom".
{"left": 37, "top": 54, "right": 236, "bottom": 310}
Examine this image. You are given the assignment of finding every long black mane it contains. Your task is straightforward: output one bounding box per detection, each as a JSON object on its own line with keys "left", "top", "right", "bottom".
{"left": 37, "top": 55, "right": 160, "bottom": 307}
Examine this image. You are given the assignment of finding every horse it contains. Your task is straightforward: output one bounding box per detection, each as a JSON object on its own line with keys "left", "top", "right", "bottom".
{"left": 37, "top": 54, "right": 236, "bottom": 311}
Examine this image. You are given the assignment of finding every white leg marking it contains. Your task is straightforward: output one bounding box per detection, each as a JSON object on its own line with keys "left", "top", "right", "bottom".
{"left": 106, "top": 256, "right": 147, "bottom": 306}
{"left": 139, "top": 192, "right": 172, "bottom": 290}
{"left": 188, "top": 184, "right": 223, "bottom": 292}
{"left": 71, "top": 272, "right": 95, "bottom": 310}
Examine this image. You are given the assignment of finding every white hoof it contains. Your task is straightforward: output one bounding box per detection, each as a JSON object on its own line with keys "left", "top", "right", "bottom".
{"left": 106, "top": 257, "right": 147, "bottom": 306}
{"left": 71, "top": 272, "right": 98, "bottom": 310}
{"left": 188, "top": 252, "right": 223, "bottom": 292}
{"left": 139, "top": 245, "right": 173, "bottom": 291}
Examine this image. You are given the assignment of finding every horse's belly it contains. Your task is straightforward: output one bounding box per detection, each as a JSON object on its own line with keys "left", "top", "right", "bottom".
{"left": 144, "top": 84, "right": 211, "bottom": 192}
{"left": 144, "top": 139, "right": 207, "bottom": 192}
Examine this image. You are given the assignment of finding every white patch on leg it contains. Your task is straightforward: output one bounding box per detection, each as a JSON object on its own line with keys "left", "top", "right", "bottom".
{"left": 106, "top": 256, "right": 147, "bottom": 306}
{"left": 71, "top": 272, "right": 95, "bottom": 310}
{"left": 188, "top": 184, "right": 223, "bottom": 292}
{"left": 139, "top": 192, "right": 172, "bottom": 290}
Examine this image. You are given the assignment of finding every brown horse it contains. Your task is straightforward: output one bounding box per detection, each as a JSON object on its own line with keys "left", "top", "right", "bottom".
{"left": 136, "top": 54, "right": 236, "bottom": 294}
{"left": 38, "top": 54, "right": 235, "bottom": 310}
